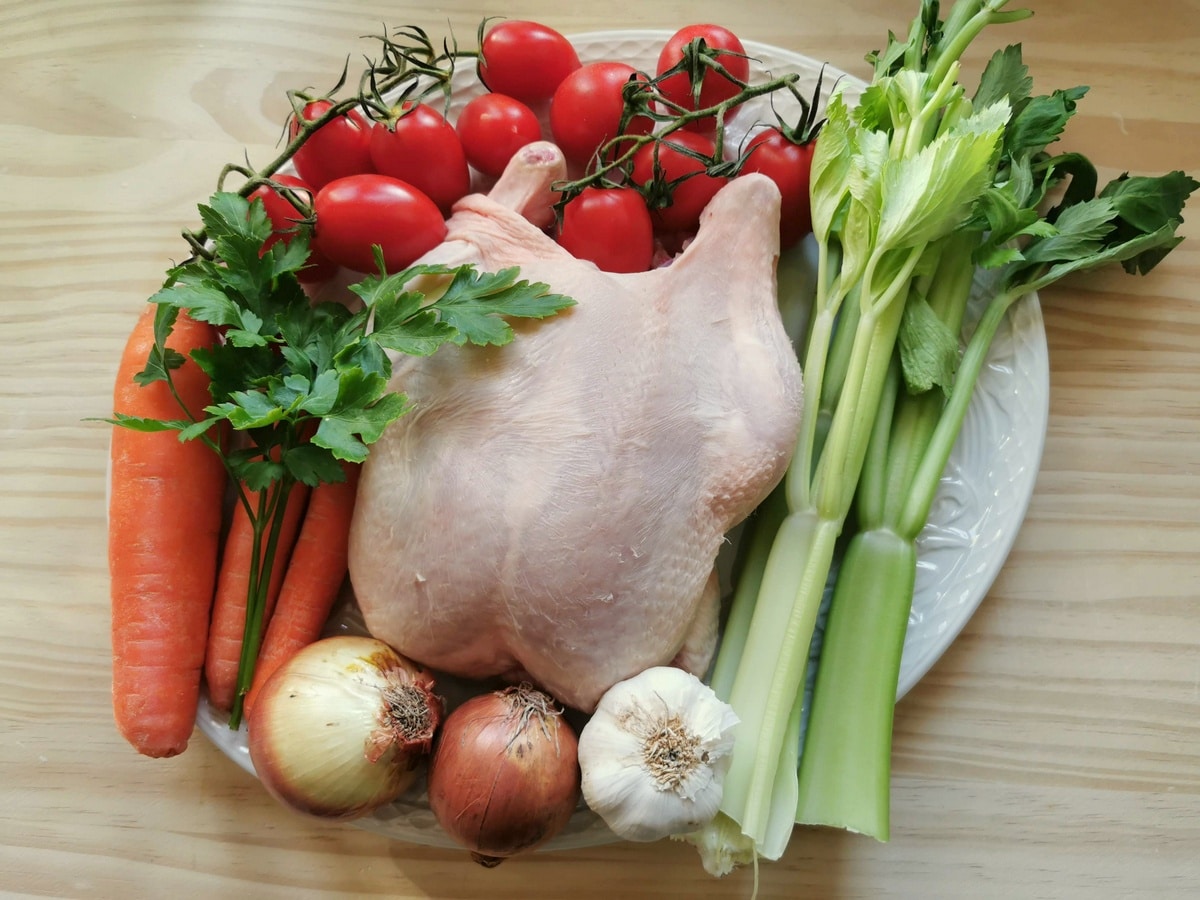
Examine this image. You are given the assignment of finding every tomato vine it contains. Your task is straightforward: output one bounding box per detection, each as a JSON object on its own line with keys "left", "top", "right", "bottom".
{"left": 176, "top": 22, "right": 829, "bottom": 259}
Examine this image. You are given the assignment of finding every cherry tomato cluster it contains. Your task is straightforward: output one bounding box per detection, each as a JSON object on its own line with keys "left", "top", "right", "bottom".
{"left": 551, "top": 22, "right": 822, "bottom": 272}
{"left": 249, "top": 21, "right": 579, "bottom": 278}
{"left": 250, "top": 20, "right": 820, "bottom": 282}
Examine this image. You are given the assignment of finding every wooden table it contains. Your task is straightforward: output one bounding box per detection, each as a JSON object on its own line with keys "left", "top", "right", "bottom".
{"left": 4, "top": 0, "right": 1199, "bottom": 896}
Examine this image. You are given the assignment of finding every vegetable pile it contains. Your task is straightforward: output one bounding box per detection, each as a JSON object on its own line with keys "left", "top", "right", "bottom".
{"left": 104, "top": 0, "right": 1196, "bottom": 878}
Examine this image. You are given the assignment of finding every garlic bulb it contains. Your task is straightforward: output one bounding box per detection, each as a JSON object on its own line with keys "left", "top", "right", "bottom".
{"left": 578, "top": 666, "right": 739, "bottom": 842}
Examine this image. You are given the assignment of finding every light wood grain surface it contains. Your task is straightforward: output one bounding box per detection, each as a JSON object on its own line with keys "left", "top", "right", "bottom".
{"left": 4, "top": 0, "right": 1199, "bottom": 897}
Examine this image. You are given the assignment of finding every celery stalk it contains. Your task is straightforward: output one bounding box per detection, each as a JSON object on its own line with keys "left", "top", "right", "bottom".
{"left": 792, "top": 35, "right": 1196, "bottom": 838}
{"left": 693, "top": 11, "right": 1013, "bottom": 859}
{"left": 795, "top": 527, "right": 915, "bottom": 839}
{"left": 709, "top": 487, "right": 788, "bottom": 703}
{"left": 689, "top": 0, "right": 1196, "bottom": 874}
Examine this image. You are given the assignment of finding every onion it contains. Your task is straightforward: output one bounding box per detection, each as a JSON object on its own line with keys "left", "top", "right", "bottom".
{"left": 428, "top": 683, "right": 581, "bottom": 866}
{"left": 247, "top": 635, "right": 443, "bottom": 820}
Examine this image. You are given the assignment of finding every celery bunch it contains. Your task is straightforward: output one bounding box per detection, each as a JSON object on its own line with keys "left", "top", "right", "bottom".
{"left": 691, "top": 0, "right": 1196, "bottom": 872}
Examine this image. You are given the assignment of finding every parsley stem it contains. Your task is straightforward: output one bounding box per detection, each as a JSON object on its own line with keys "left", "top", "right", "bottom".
{"left": 228, "top": 469, "right": 295, "bottom": 730}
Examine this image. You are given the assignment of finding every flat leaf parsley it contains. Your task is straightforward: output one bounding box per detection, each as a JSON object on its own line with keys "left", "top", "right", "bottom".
{"left": 113, "top": 190, "right": 575, "bottom": 726}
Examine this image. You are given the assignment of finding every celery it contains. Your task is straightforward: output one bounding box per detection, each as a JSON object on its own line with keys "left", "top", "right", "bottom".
{"left": 689, "top": 0, "right": 1198, "bottom": 870}
{"left": 796, "top": 38, "right": 1198, "bottom": 839}
{"left": 689, "top": 2, "right": 1018, "bottom": 865}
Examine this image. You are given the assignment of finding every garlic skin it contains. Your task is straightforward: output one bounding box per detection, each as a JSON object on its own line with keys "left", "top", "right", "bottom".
{"left": 578, "top": 666, "right": 739, "bottom": 842}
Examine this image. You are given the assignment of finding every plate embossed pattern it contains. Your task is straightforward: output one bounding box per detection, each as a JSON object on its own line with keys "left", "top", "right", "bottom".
{"left": 197, "top": 31, "right": 1049, "bottom": 849}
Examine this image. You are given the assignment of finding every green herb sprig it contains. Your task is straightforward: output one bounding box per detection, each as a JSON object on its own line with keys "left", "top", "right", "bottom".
{"left": 115, "top": 192, "right": 574, "bottom": 727}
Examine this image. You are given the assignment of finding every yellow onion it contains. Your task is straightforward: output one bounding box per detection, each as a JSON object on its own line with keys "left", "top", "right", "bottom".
{"left": 247, "top": 635, "right": 443, "bottom": 820}
{"left": 428, "top": 683, "right": 581, "bottom": 865}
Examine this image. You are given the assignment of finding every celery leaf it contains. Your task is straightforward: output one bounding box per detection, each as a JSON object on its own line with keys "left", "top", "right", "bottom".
{"left": 876, "top": 100, "right": 1009, "bottom": 250}
{"left": 1005, "top": 86, "right": 1089, "bottom": 159}
{"left": 1101, "top": 170, "right": 1200, "bottom": 236}
{"left": 809, "top": 92, "right": 857, "bottom": 242}
{"left": 898, "top": 292, "right": 960, "bottom": 395}
{"left": 1021, "top": 197, "right": 1117, "bottom": 264}
{"left": 973, "top": 44, "right": 1033, "bottom": 111}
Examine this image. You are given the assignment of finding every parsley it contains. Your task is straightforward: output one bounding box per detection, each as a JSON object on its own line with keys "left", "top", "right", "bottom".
{"left": 115, "top": 191, "right": 574, "bottom": 726}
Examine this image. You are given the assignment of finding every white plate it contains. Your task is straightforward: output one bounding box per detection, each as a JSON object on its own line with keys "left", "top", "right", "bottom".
{"left": 198, "top": 30, "right": 1049, "bottom": 849}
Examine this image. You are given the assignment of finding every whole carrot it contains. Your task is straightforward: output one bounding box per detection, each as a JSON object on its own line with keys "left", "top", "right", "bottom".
{"left": 109, "top": 305, "right": 225, "bottom": 758}
{"left": 204, "top": 476, "right": 310, "bottom": 714}
{"left": 243, "top": 462, "right": 361, "bottom": 721}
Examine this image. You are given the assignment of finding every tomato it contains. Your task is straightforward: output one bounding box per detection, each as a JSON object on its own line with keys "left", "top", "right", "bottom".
{"left": 294, "top": 244, "right": 340, "bottom": 283}
{"left": 655, "top": 25, "right": 749, "bottom": 132}
{"left": 247, "top": 175, "right": 338, "bottom": 283}
{"left": 288, "top": 100, "right": 374, "bottom": 190}
{"left": 630, "top": 131, "right": 728, "bottom": 235}
{"left": 455, "top": 93, "right": 543, "bottom": 178}
{"left": 739, "top": 128, "right": 816, "bottom": 248}
{"left": 557, "top": 187, "right": 654, "bottom": 274}
{"left": 248, "top": 174, "right": 311, "bottom": 250}
{"left": 549, "top": 62, "right": 655, "bottom": 167}
{"left": 478, "top": 21, "right": 581, "bottom": 104}
{"left": 312, "top": 175, "right": 447, "bottom": 274}
{"left": 368, "top": 103, "right": 471, "bottom": 215}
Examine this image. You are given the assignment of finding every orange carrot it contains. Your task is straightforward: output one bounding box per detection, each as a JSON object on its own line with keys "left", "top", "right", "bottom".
{"left": 243, "top": 461, "right": 361, "bottom": 721}
{"left": 109, "top": 305, "right": 226, "bottom": 758}
{"left": 204, "top": 476, "right": 310, "bottom": 714}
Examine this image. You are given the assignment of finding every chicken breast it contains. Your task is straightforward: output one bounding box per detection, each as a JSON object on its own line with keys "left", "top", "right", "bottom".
{"left": 349, "top": 142, "right": 803, "bottom": 712}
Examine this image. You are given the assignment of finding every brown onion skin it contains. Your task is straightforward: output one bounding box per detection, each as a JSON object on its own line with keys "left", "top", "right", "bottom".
{"left": 428, "top": 684, "right": 581, "bottom": 865}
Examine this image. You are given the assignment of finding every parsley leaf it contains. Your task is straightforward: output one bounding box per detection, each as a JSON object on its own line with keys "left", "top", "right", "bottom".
{"left": 114, "top": 189, "right": 576, "bottom": 731}
{"left": 314, "top": 391, "right": 412, "bottom": 463}
{"left": 129, "top": 190, "right": 576, "bottom": 472}
{"left": 351, "top": 259, "right": 576, "bottom": 353}
{"left": 132, "top": 303, "right": 185, "bottom": 386}
{"left": 433, "top": 266, "right": 576, "bottom": 346}
{"left": 134, "top": 191, "right": 578, "bottom": 469}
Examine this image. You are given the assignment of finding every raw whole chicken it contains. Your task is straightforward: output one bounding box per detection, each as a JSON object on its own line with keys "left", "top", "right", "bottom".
{"left": 348, "top": 142, "right": 803, "bottom": 712}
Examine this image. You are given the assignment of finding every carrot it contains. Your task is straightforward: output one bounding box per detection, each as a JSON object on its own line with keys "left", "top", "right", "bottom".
{"left": 203, "top": 475, "right": 311, "bottom": 714}
{"left": 243, "top": 461, "right": 361, "bottom": 721}
{"left": 109, "top": 305, "right": 226, "bottom": 758}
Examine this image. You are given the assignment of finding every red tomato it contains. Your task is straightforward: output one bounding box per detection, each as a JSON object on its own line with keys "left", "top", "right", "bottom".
{"left": 656, "top": 25, "right": 749, "bottom": 132}
{"left": 248, "top": 174, "right": 311, "bottom": 250}
{"left": 739, "top": 127, "right": 816, "bottom": 248}
{"left": 312, "top": 175, "right": 447, "bottom": 274}
{"left": 549, "top": 62, "right": 655, "bottom": 167}
{"left": 478, "top": 21, "right": 581, "bottom": 104}
{"left": 556, "top": 187, "right": 654, "bottom": 274}
{"left": 288, "top": 100, "right": 374, "bottom": 190}
{"left": 456, "top": 93, "right": 542, "bottom": 178}
{"left": 630, "top": 132, "right": 728, "bottom": 235}
{"left": 247, "top": 175, "right": 338, "bottom": 283}
{"left": 368, "top": 103, "right": 471, "bottom": 215}
{"left": 294, "top": 244, "right": 340, "bottom": 283}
